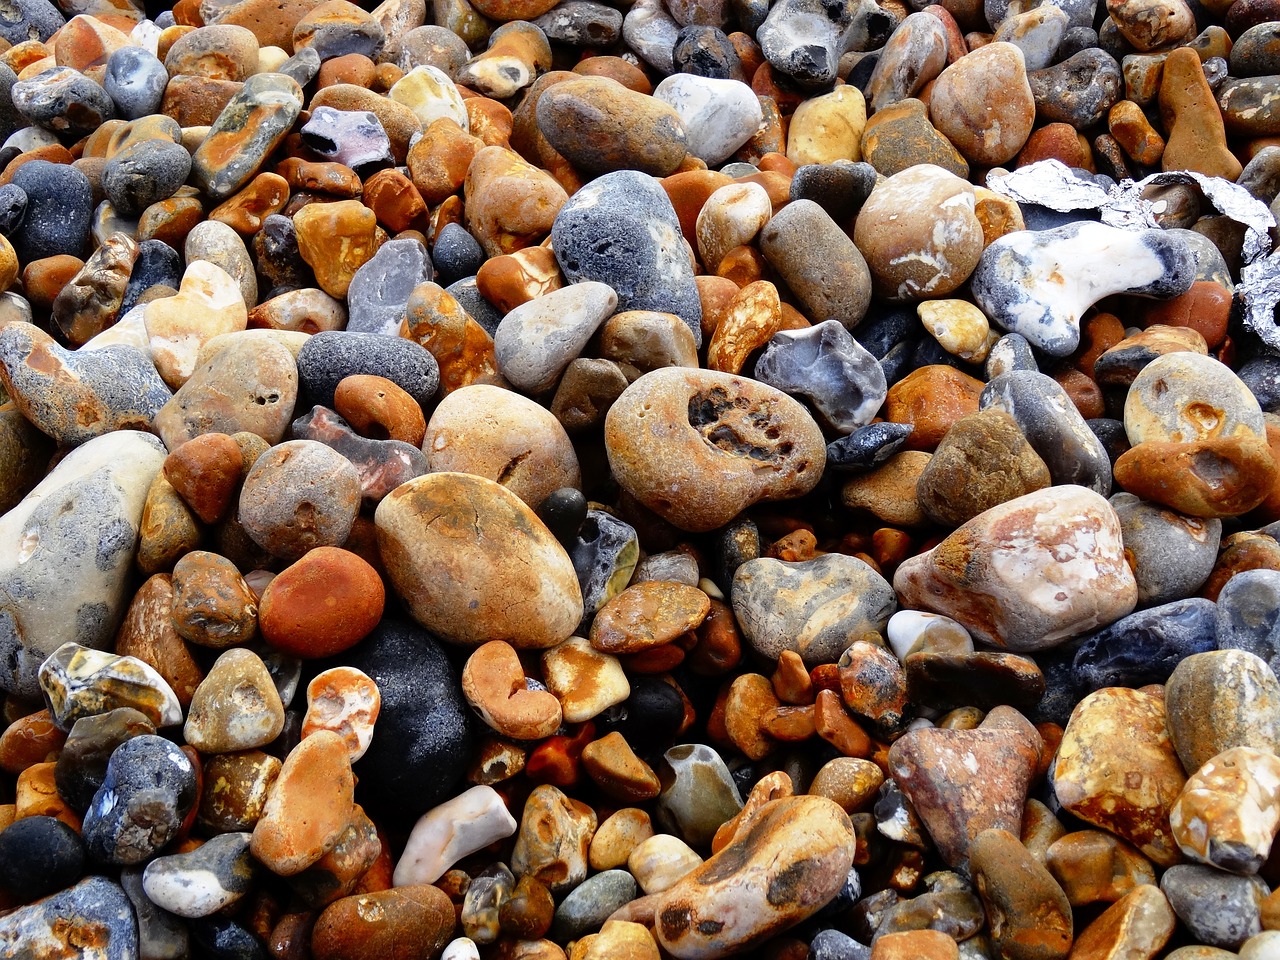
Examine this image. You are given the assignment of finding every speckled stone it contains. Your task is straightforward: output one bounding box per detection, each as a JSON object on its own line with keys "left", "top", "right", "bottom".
{"left": 0, "top": 876, "right": 137, "bottom": 960}
{"left": 1164, "top": 650, "right": 1280, "bottom": 776}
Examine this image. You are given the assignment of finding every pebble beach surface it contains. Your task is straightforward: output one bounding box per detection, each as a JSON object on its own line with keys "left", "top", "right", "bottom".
{"left": 5, "top": 0, "right": 1280, "bottom": 956}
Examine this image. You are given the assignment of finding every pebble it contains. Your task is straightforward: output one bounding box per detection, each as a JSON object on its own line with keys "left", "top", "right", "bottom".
{"left": 1170, "top": 746, "right": 1280, "bottom": 874}
{"left": 0, "top": 815, "right": 85, "bottom": 900}
{"left": 82, "top": 733, "right": 197, "bottom": 864}
{"left": 0, "top": 876, "right": 137, "bottom": 959}
{"left": 142, "top": 831, "right": 255, "bottom": 918}
{"left": 184, "top": 647, "right": 285, "bottom": 753}
{"left": 1161, "top": 864, "right": 1268, "bottom": 949}
{"left": 395, "top": 785, "right": 518, "bottom": 886}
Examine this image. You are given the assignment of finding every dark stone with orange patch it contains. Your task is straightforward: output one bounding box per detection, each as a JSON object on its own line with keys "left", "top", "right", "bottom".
{"left": 0, "top": 321, "right": 170, "bottom": 447}
{"left": 0, "top": 875, "right": 136, "bottom": 959}
{"left": 190, "top": 73, "right": 303, "bottom": 202}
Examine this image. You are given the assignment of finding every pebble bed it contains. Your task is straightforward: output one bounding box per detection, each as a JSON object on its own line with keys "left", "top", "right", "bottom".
{"left": 4, "top": 0, "right": 1280, "bottom": 956}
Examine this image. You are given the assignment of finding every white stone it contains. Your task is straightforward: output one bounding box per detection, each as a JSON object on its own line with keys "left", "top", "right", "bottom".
{"left": 628, "top": 834, "right": 703, "bottom": 894}
{"left": 389, "top": 65, "right": 469, "bottom": 131}
{"left": 393, "top": 785, "right": 518, "bottom": 886}
{"left": 695, "top": 182, "right": 772, "bottom": 274}
{"left": 142, "top": 833, "right": 253, "bottom": 918}
{"left": 494, "top": 281, "right": 618, "bottom": 393}
{"left": 652, "top": 75, "right": 763, "bottom": 166}
{"left": 442, "top": 937, "right": 481, "bottom": 960}
{"left": 145, "top": 260, "right": 248, "bottom": 389}
{"left": 541, "top": 636, "right": 630, "bottom": 723}
{"left": 1171, "top": 746, "right": 1280, "bottom": 875}
{"left": 82, "top": 304, "right": 152, "bottom": 356}
{"left": 886, "top": 611, "right": 975, "bottom": 662}
{"left": 0, "top": 431, "right": 166, "bottom": 699}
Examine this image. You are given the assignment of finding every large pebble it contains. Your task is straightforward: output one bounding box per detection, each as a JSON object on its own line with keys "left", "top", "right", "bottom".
{"left": 0, "top": 876, "right": 137, "bottom": 960}
{"left": 604, "top": 368, "right": 826, "bottom": 533}
{"left": 83, "top": 734, "right": 197, "bottom": 865}
{"left": 375, "top": 472, "right": 583, "bottom": 648}
{"left": 894, "top": 485, "right": 1137, "bottom": 651}
{"left": 495, "top": 281, "right": 618, "bottom": 393}
{"left": 1164, "top": 650, "right": 1280, "bottom": 775}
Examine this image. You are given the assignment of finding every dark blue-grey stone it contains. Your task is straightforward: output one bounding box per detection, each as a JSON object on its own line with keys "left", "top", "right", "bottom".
{"left": 853, "top": 305, "right": 915, "bottom": 360}
{"left": 0, "top": 0, "right": 62, "bottom": 45}
{"left": 101, "top": 139, "right": 192, "bottom": 217}
{"left": 827, "top": 421, "right": 913, "bottom": 473}
{"left": 1239, "top": 354, "right": 1280, "bottom": 413}
{"left": 0, "top": 876, "right": 135, "bottom": 960}
{"left": 0, "top": 815, "right": 85, "bottom": 899}
{"left": 432, "top": 224, "right": 485, "bottom": 287}
{"left": 754, "top": 319, "right": 887, "bottom": 433}
{"left": 82, "top": 735, "right": 197, "bottom": 865}
{"left": 1086, "top": 417, "right": 1130, "bottom": 467}
{"left": 189, "top": 915, "right": 267, "bottom": 960}
{"left": 278, "top": 47, "right": 321, "bottom": 86}
{"left": 911, "top": 335, "right": 978, "bottom": 374}
{"left": 1217, "top": 569, "right": 1280, "bottom": 676}
{"left": 119, "top": 239, "right": 182, "bottom": 317}
{"left": 980, "top": 370, "right": 1112, "bottom": 495}
{"left": 534, "top": 0, "right": 623, "bottom": 46}
{"left": 537, "top": 487, "right": 588, "bottom": 545}
{"left": 335, "top": 618, "right": 471, "bottom": 817}
{"left": 10, "top": 159, "right": 91, "bottom": 262}
{"left": 878, "top": 340, "right": 916, "bottom": 387}
{"left": 1072, "top": 598, "right": 1218, "bottom": 691}
{"left": 121, "top": 866, "right": 189, "bottom": 960}
{"left": 56, "top": 707, "right": 157, "bottom": 816}
{"left": 253, "top": 213, "right": 312, "bottom": 293}
{"left": 345, "top": 238, "right": 433, "bottom": 337}
{"left": 1057, "top": 24, "right": 1100, "bottom": 59}
{"left": 0, "top": 182, "right": 26, "bottom": 236}
{"left": 810, "top": 929, "right": 871, "bottom": 960}
{"left": 1028, "top": 643, "right": 1084, "bottom": 727}
{"left": 1018, "top": 205, "right": 1099, "bottom": 231}
{"left": 789, "top": 161, "right": 877, "bottom": 224}
{"left": 446, "top": 276, "right": 504, "bottom": 336}
{"left": 103, "top": 46, "right": 167, "bottom": 120}
{"left": 551, "top": 870, "right": 638, "bottom": 940}
{"left": 552, "top": 169, "right": 703, "bottom": 347}
{"left": 672, "top": 25, "right": 741, "bottom": 79}
{"left": 813, "top": 867, "right": 863, "bottom": 920}
{"left": 1231, "top": 22, "right": 1280, "bottom": 77}
{"left": 714, "top": 516, "right": 759, "bottom": 590}
{"left": 1160, "top": 864, "right": 1266, "bottom": 950}
{"left": 296, "top": 330, "right": 439, "bottom": 409}
{"left": 0, "top": 64, "right": 21, "bottom": 145}
{"left": 11, "top": 66, "right": 114, "bottom": 136}
{"left": 568, "top": 507, "right": 639, "bottom": 620}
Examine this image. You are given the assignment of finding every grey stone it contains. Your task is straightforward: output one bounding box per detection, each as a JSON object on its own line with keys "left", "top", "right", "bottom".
{"left": 1112, "top": 493, "right": 1220, "bottom": 606}
{"left": 0, "top": 876, "right": 136, "bottom": 960}
{"left": 755, "top": 319, "right": 887, "bottom": 433}
{"left": 1161, "top": 864, "right": 1267, "bottom": 950}
{"left": 346, "top": 238, "right": 433, "bottom": 337}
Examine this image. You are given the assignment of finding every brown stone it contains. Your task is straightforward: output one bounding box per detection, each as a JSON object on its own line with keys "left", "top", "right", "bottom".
{"left": 361, "top": 169, "right": 426, "bottom": 234}
{"left": 1159, "top": 47, "right": 1243, "bottom": 179}
{"left": 311, "top": 885, "right": 456, "bottom": 960}
{"left": 1114, "top": 435, "right": 1278, "bottom": 518}
{"left": 0, "top": 709, "right": 66, "bottom": 775}
{"left": 590, "top": 582, "right": 711, "bottom": 655}
{"left": 929, "top": 42, "right": 1035, "bottom": 165}
{"left": 114, "top": 574, "right": 204, "bottom": 708}
{"left": 969, "top": 828, "right": 1074, "bottom": 960}
{"left": 475, "top": 245, "right": 563, "bottom": 314}
{"left": 333, "top": 375, "right": 425, "bottom": 446}
{"left": 464, "top": 145, "right": 568, "bottom": 258}
{"left": 870, "top": 930, "right": 959, "bottom": 960}
{"left": 259, "top": 547, "right": 385, "bottom": 659}
{"left": 1067, "top": 884, "right": 1175, "bottom": 960}
{"left": 292, "top": 199, "right": 380, "bottom": 298}
{"left": 842, "top": 450, "right": 932, "bottom": 527}
{"left": 407, "top": 117, "right": 484, "bottom": 206}
{"left": 1045, "top": 830, "right": 1158, "bottom": 907}
{"left": 1137, "top": 281, "right": 1231, "bottom": 349}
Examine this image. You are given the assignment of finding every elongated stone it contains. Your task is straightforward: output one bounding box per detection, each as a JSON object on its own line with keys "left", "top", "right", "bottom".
{"left": 191, "top": 73, "right": 304, "bottom": 201}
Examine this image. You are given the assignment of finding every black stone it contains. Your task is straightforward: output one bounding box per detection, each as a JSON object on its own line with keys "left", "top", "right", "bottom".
{"left": 600, "top": 676, "right": 686, "bottom": 756}
{"left": 253, "top": 214, "right": 313, "bottom": 292}
{"left": 826, "top": 421, "right": 913, "bottom": 472}
{"left": 905, "top": 652, "right": 1045, "bottom": 712}
{"left": 0, "top": 182, "right": 26, "bottom": 237}
{"left": 0, "top": 815, "right": 85, "bottom": 899}
{"left": 854, "top": 305, "right": 916, "bottom": 360}
{"left": 789, "top": 161, "right": 877, "bottom": 225}
{"left": 101, "top": 140, "right": 192, "bottom": 217}
{"left": 9, "top": 159, "right": 92, "bottom": 263}
{"left": 538, "top": 487, "right": 589, "bottom": 545}
{"left": 297, "top": 330, "right": 440, "bottom": 409}
{"left": 338, "top": 618, "right": 472, "bottom": 817}
{"left": 809, "top": 929, "right": 871, "bottom": 960}
{"left": 190, "top": 916, "right": 268, "bottom": 960}
{"left": 82, "top": 734, "right": 197, "bottom": 865}
{"left": 672, "top": 25, "right": 743, "bottom": 80}
{"left": 1073, "top": 598, "right": 1218, "bottom": 691}
{"left": 118, "top": 239, "right": 182, "bottom": 317}
{"left": 714, "top": 516, "right": 760, "bottom": 591}
{"left": 432, "top": 223, "right": 486, "bottom": 287}
{"left": 1085, "top": 417, "right": 1131, "bottom": 468}
{"left": 1239, "top": 354, "right": 1280, "bottom": 413}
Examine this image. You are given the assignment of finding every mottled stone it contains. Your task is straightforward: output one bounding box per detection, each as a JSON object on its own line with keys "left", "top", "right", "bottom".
{"left": 758, "top": 199, "right": 871, "bottom": 330}
{"left": 190, "top": 72, "right": 303, "bottom": 201}
{"left": 82, "top": 734, "right": 196, "bottom": 865}
{"left": 1165, "top": 650, "right": 1280, "bottom": 777}
{"left": 0, "top": 877, "right": 136, "bottom": 960}
{"left": 1161, "top": 864, "right": 1267, "bottom": 949}
{"left": 754, "top": 320, "right": 886, "bottom": 433}
{"left": 969, "top": 828, "right": 1073, "bottom": 960}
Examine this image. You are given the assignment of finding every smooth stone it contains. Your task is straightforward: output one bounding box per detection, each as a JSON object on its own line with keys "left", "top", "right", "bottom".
{"left": 1217, "top": 569, "right": 1280, "bottom": 676}
{"left": 1161, "top": 864, "right": 1267, "bottom": 949}
{"left": 757, "top": 0, "right": 856, "bottom": 87}
{"left": 0, "top": 877, "right": 136, "bottom": 960}
{"left": 1067, "top": 884, "right": 1174, "bottom": 960}
{"left": 238, "top": 439, "right": 361, "bottom": 561}
{"left": 82, "top": 734, "right": 197, "bottom": 865}
{"left": 1125, "top": 352, "right": 1265, "bottom": 446}
{"left": 971, "top": 221, "right": 1194, "bottom": 356}
{"left": 0, "top": 321, "right": 171, "bottom": 446}
{"left": 887, "top": 610, "right": 974, "bottom": 661}
{"left": 104, "top": 46, "right": 167, "bottom": 119}
{"left": 145, "top": 261, "right": 248, "bottom": 389}
{"left": 651, "top": 74, "right": 762, "bottom": 166}
{"left": 904, "top": 651, "right": 1046, "bottom": 713}
{"left": 190, "top": 72, "right": 303, "bottom": 201}
{"left": 695, "top": 182, "right": 772, "bottom": 274}
{"left": 754, "top": 320, "right": 887, "bottom": 434}
{"left": 894, "top": 485, "right": 1137, "bottom": 651}
{"left": 55, "top": 707, "right": 155, "bottom": 817}
{"left": 1043, "top": 830, "right": 1158, "bottom": 907}
{"left": 605, "top": 367, "right": 825, "bottom": 533}
{"left": 928, "top": 42, "right": 1035, "bottom": 166}
{"left": 0, "top": 431, "right": 165, "bottom": 700}
{"left": 345, "top": 238, "right": 433, "bottom": 337}
{"left": 375, "top": 472, "right": 583, "bottom": 649}
{"left": 1164, "top": 650, "right": 1280, "bottom": 776}
{"left": 552, "top": 869, "right": 638, "bottom": 940}
{"left": 826, "top": 422, "right": 914, "bottom": 472}
{"left": 394, "top": 785, "right": 518, "bottom": 886}
{"left": 980, "top": 370, "right": 1112, "bottom": 496}
{"left": 654, "top": 743, "right": 742, "bottom": 847}
{"left": 0, "top": 815, "right": 85, "bottom": 900}
{"left": 758, "top": 198, "right": 872, "bottom": 331}
{"left": 495, "top": 281, "right": 618, "bottom": 393}
{"left": 335, "top": 618, "right": 472, "bottom": 818}
{"left": 512, "top": 783, "right": 597, "bottom": 896}
{"left": 291, "top": 406, "right": 428, "bottom": 506}
{"left": 251, "top": 730, "right": 354, "bottom": 876}
{"left": 142, "top": 832, "right": 255, "bottom": 918}
{"left": 1053, "top": 687, "right": 1186, "bottom": 867}
{"left": 651, "top": 796, "right": 856, "bottom": 959}
{"left": 1171, "top": 747, "right": 1280, "bottom": 875}
{"left": 552, "top": 170, "right": 702, "bottom": 346}
{"left": 184, "top": 648, "right": 285, "bottom": 753}
{"left": 312, "top": 885, "right": 455, "bottom": 960}
{"left": 1072, "top": 598, "right": 1217, "bottom": 691}
{"left": 865, "top": 13, "right": 948, "bottom": 113}
{"left": 11, "top": 66, "right": 114, "bottom": 137}
{"left": 889, "top": 708, "right": 1041, "bottom": 871}
{"left": 969, "top": 828, "right": 1073, "bottom": 960}
{"left": 622, "top": 0, "right": 679, "bottom": 73}
{"left": 153, "top": 336, "right": 298, "bottom": 450}
{"left": 1112, "top": 493, "right": 1220, "bottom": 606}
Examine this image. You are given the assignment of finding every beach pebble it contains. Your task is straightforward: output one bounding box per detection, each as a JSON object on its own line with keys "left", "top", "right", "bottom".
{"left": 184, "top": 647, "right": 285, "bottom": 753}
{"left": 82, "top": 734, "right": 197, "bottom": 865}
{"left": 238, "top": 439, "right": 361, "bottom": 561}
{"left": 1170, "top": 746, "right": 1280, "bottom": 874}
{"left": 142, "top": 832, "right": 255, "bottom": 918}
{"left": 0, "top": 877, "right": 136, "bottom": 959}
{"left": 754, "top": 320, "right": 886, "bottom": 434}
{"left": 1160, "top": 865, "right": 1267, "bottom": 949}
{"left": 651, "top": 74, "right": 762, "bottom": 166}
{"left": 1164, "top": 650, "right": 1280, "bottom": 776}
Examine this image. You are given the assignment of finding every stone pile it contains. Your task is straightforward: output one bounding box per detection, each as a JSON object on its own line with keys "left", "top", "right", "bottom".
{"left": 3, "top": 0, "right": 1280, "bottom": 957}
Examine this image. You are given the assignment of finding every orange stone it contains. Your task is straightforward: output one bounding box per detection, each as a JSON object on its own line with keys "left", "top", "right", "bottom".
{"left": 0, "top": 709, "right": 66, "bottom": 775}
{"left": 361, "top": 169, "right": 428, "bottom": 234}
{"left": 706, "top": 280, "right": 783, "bottom": 375}
{"left": 293, "top": 199, "right": 381, "bottom": 298}
{"left": 883, "top": 365, "right": 985, "bottom": 451}
{"left": 258, "top": 547, "right": 386, "bottom": 659}
{"left": 164, "top": 432, "right": 244, "bottom": 524}
{"left": 401, "top": 281, "right": 508, "bottom": 393}
{"left": 476, "top": 245, "right": 564, "bottom": 314}
{"left": 311, "top": 885, "right": 456, "bottom": 960}
{"left": 14, "top": 761, "right": 81, "bottom": 830}
{"left": 209, "top": 172, "right": 291, "bottom": 236}
{"left": 1137, "top": 280, "right": 1231, "bottom": 349}
{"left": 251, "top": 731, "right": 355, "bottom": 876}
{"left": 333, "top": 374, "right": 426, "bottom": 446}
{"left": 590, "top": 582, "right": 712, "bottom": 655}
{"left": 407, "top": 117, "right": 484, "bottom": 205}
